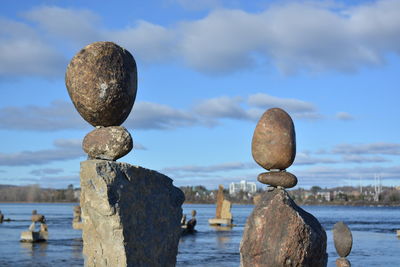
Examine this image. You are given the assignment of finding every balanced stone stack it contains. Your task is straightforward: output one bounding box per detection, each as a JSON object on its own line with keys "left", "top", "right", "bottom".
{"left": 72, "top": 205, "right": 83, "bottom": 230}
{"left": 66, "top": 42, "right": 184, "bottom": 267}
{"left": 0, "top": 210, "right": 3, "bottom": 223}
{"left": 20, "top": 210, "right": 48, "bottom": 243}
{"left": 209, "top": 185, "right": 233, "bottom": 226}
{"left": 240, "top": 108, "right": 327, "bottom": 267}
{"left": 333, "top": 222, "right": 353, "bottom": 267}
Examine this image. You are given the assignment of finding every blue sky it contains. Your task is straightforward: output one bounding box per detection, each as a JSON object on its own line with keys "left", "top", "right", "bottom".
{"left": 1, "top": 0, "right": 400, "bottom": 189}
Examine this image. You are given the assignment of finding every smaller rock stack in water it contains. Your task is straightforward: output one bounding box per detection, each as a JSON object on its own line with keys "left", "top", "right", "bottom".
{"left": 20, "top": 210, "right": 48, "bottom": 243}
{"left": 209, "top": 185, "right": 233, "bottom": 226}
{"left": 240, "top": 108, "right": 327, "bottom": 267}
{"left": 0, "top": 210, "right": 3, "bottom": 224}
{"left": 72, "top": 206, "right": 83, "bottom": 230}
{"left": 333, "top": 222, "right": 353, "bottom": 267}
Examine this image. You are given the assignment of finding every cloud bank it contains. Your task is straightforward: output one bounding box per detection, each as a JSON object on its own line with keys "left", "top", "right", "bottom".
{"left": 2, "top": 0, "right": 400, "bottom": 77}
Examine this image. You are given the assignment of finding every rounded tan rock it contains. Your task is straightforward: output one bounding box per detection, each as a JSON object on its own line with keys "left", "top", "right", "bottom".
{"left": 257, "top": 171, "right": 298, "bottom": 188}
{"left": 83, "top": 126, "right": 133, "bottom": 160}
{"left": 66, "top": 42, "right": 137, "bottom": 127}
{"left": 336, "top": 257, "right": 351, "bottom": 267}
{"left": 252, "top": 108, "right": 296, "bottom": 170}
{"left": 333, "top": 221, "right": 353, "bottom": 258}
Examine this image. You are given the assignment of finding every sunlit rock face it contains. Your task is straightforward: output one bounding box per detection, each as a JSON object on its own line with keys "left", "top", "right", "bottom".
{"left": 80, "top": 160, "right": 184, "bottom": 267}
{"left": 240, "top": 188, "right": 327, "bottom": 267}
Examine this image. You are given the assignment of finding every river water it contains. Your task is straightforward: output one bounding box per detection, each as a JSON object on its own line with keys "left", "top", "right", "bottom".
{"left": 0, "top": 203, "right": 399, "bottom": 266}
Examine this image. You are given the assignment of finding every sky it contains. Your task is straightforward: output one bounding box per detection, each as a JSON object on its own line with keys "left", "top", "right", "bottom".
{"left": 0, "top": 0, "right": 400, "bottom": 190}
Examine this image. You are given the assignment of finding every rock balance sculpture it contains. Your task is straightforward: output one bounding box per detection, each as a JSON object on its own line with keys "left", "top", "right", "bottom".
{"left": 66, "top": 41, "right": 184, "bottom": 267}
{"left": 209, "top": 185, "right": 233, "bottom": 226}
{"left": 333, "top": 222, "right": 353, "bottom": 267}
{"left": 72, "top": 205, "right": 83, "bottom": 230}
{"left": 20, "top": 210, "right": 48, "bottom": 243}
{"left": 0, "top": 210, "right": 3, "bottom": 223}
{"left": 240, "top": 108, "right": 328, "bottom": 267}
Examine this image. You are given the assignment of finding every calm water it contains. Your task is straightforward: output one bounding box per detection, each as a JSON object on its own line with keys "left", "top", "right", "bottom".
{"left": 0, "top": 203, "right": 399, "bottom": 266}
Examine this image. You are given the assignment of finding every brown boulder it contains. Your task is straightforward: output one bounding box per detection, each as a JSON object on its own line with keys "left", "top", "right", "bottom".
{"left": 257, "top": 171, "right": 298, "bottom": 188}
{"left": 240, "top": 188, "right": 327, "bottom": 267}
{"left": 82, "top": 126, "right": 133, "bottom": 160}
{"left": 333, "top": 221, "right": 353, "bottom": 258}
{"left": 66, "top": 42, "right": 137, "bottom": 127}
{"left": 252, "top": 108, "right": 296, "bottom": 170}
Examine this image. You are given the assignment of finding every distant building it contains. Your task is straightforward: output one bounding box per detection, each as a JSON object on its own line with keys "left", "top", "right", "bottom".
{"left": 229, "top": 180, "right": 257, "bottom": 195}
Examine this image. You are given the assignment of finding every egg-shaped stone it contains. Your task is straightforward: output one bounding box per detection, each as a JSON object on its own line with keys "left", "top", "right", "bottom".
{"left": 333, "top": 221, "right": 353, "bottom": 258}
{"left": 252, "top": 108, "right": 296, "bottom": 170}
{"left": 66, "top": 42, "right": 137, "bottom": 127}
{"left": 257, "top": 171, "right": 297, "bottom": 188}
{"left": 82, "top": 126, "right": 133, "bottom": 160}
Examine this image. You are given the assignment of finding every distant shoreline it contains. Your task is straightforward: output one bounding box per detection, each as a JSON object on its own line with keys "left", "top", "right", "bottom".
{"left": 1, "top": 201, "right": 399, "bottom": 207}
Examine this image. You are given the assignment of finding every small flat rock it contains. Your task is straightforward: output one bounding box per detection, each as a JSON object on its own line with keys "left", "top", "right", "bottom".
{"left": 333, "top": 221, "right": 353, "bottom": 258}
{"left": 66, "top": 42, "right": 137, "bottom": 127}
{"left": 252, "top": 108, "right": 296, "bottom": 170}
{"left": 82, "top": 126, "right": 133, "bottom": 160}
{"left": 336, "top": 257, "right": 351, "bottom": 267}
{"left": 257, "top": 171, "right": 298, "bottom": 188}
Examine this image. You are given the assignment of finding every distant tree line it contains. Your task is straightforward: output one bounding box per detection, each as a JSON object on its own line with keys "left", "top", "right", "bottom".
{"left": 0, "top": 184, "right": 78, "bottom": 202}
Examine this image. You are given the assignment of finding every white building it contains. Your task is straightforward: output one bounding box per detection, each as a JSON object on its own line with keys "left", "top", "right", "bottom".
{"left": 229, "top": 180, "right": 257, "bottom": 195}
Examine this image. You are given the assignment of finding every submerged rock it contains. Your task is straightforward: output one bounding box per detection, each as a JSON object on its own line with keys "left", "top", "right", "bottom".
{"left": 251, "top": 108, "right": 296, "bottom": 170}
{"left": 240, "top": 188, "right": 327, "bottom": 267}
{"left": 66, "top": 42, "right": 137, "bottom": 127}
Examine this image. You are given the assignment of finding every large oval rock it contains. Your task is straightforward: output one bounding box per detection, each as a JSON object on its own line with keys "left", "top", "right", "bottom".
{"left": 82, "top": 126, "right": 133, "bottom": 160}
{"left": 333, "top": 221, "right": 353, "bottom": 258}
{"left": 66, "top": 42, "right": 137, "bottom": 127}
{"left": 257, "top": 171, "right": 297, "bottom": 188}
{"left": 252, "top": 108, "right": 296, "bottom": 170}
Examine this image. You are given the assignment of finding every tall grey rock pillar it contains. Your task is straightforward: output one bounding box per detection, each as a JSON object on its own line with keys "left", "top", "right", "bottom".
{"left": 80, "top": 160, "right": 184, "bottom": 266}
{"left": 240, "top": 108, "right": 327, "bottom": 267}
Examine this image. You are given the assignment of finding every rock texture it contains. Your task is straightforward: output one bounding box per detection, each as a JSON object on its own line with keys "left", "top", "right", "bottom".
{"left": 240, "top": 188, "right": 327, "bottom": 267}
{"left": 80, "top": 160, "right": 184, "bottom": 267}
{"left": 66, "top": 42, "right": 137, "bottom": 127}
{"left": 333, "top": 222, "right": 353, "bottom": 258}
{"left": 257, "top": 171, "right": 297, "bottom": 188}
{"left": 83, "top": 126, "right": 133, "bottom": 160}
{"left": 336, "top": 258, "right": 351, "bottom": 267}
{"left": 251, "top": 108, "right": 296, "bottom": 170}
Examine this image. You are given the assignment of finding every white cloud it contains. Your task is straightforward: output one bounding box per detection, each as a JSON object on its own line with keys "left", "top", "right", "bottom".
{"left": 4, "top": 1, "right": 400, "bottom": 77}
{"left": 0, "top": 138, "right": 84, "bottom": 166}
{"left": 23, "top": 6, "right": 102, "bottom": 46}
{"left": 0, "top": 94, "right": 323, "bottom": 131}
{"left": 30, "top": 168, "right": 64, "bottom": 176}
{"left": 126, "top": 101, "right": 199, "bottom": 130}
{"left": 0, "top": 18, "right": 66, "bottom": 78}
{"left": 193, "top": 96, "right": 249, "bottom": 120}
{"left": 336, "top": 112, "right": 354, "bottom": 120}
{"left": 332, "top": 142, "right": 400, "bottom": 155}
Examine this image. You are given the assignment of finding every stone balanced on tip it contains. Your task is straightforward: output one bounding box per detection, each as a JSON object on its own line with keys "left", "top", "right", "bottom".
{"left": 66, "top": 41, "right": 136, "bottom": 161}
{"left": 252, "top": 108, "right": 297, "bottom": 188}
{"left": 333, "top": 221, "right": 353, "bottom": 267}
{"left": 240, "top": 107, "right": 327, "bottom": 266}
